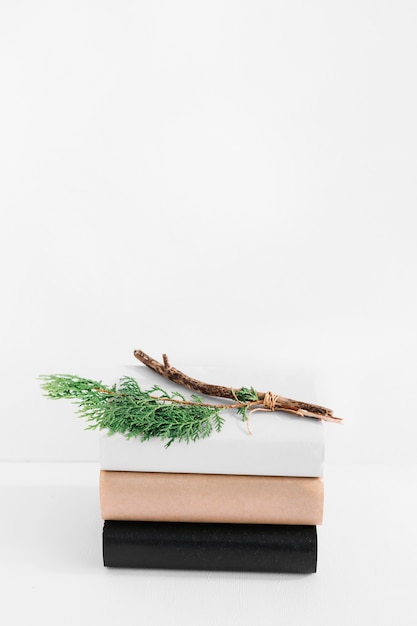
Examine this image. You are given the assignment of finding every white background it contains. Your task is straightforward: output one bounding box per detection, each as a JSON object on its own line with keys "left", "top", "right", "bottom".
{"left": 1, "top": 1, "right": 416, "bottom": 624}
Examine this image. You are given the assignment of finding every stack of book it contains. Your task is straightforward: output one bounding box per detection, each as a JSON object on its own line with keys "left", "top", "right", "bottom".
{"left": 99, "top": 394, "right": 324, "bottom": 573}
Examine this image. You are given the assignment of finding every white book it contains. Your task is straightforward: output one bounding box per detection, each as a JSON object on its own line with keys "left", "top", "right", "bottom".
{"left": 98, "top": 364, "right": 325, "bottom": 477}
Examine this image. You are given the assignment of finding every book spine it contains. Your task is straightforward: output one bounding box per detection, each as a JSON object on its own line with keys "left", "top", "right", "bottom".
{"left": 99, "top": 430, "right": 324, "bottom": 477}
{"left": 100, "top": 471, "right": 324, "bottom": 525}
{"left": 103, "top": 521, "right": 317, "bottom": 573}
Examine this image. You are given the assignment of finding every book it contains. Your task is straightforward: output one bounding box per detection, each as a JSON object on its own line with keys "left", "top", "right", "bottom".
{"left": 99, "top": 409, "right": 324, "bottom": 477}
{"left": 100, "top": 470, "right": 324, "bottom": 525}
{"left": 103, "top": 520, "right": 318, "bottom": 573}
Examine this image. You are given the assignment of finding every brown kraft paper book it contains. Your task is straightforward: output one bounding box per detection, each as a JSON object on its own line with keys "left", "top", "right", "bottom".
{"left": 100, "top": 471, "right": 323, "bottom": 525}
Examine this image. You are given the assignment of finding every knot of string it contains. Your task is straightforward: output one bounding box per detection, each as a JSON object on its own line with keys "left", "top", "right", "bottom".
{"left": 244, "top": 391, "right": 282, "bottom": 436}
{"left": 263, "top": 391, "right": 282, "bottom": 411}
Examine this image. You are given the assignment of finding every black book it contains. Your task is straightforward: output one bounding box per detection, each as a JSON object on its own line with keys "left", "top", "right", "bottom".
{"left": 103, "top": 521, "right": 317, "bottom": 573}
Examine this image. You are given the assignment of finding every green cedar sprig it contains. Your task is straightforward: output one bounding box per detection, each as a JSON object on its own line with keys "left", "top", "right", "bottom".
{"left": 234, "top": 386, "right": 259, "bottom": 421}
{"left": 39, "top": 374, "right": 226, "bottom": 447}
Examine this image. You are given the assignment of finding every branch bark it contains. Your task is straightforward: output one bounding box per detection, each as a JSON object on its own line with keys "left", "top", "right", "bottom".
{"left": 133, "top": 349, "right": 342, "bottom": 423}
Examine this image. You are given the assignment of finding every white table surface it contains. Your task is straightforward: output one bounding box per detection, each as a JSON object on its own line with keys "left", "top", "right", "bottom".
{"left": 1, "top": 462, "right": 416, "bottom": 626}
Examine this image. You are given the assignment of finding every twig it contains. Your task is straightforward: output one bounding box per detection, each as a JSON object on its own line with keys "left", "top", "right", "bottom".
{"left": 133, "top": 349, "right": 342, "bottom": 423}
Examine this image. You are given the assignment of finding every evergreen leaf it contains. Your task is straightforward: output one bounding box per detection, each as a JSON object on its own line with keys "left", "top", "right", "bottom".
{"left": 40, "top": 374, "right": 227, "bottom": 446}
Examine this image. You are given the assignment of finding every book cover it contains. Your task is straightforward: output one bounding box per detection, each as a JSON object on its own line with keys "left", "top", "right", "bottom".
{"left": 103, "top": 521, "right": 318, "bottom": 573}
{"left": 100, "top": 470, "right": 324, "bottom": 525}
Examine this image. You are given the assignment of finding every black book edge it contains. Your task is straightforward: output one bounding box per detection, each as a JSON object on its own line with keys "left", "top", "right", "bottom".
{"left": 102, "top": 520, "right": 317, "bottom": 574}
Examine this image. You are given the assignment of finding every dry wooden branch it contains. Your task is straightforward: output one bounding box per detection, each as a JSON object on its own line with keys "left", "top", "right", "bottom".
{"left": 133, "top": 349, "right": 342, "bottom": 423}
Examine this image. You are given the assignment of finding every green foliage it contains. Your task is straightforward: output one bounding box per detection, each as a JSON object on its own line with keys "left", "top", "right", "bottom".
{"left": 234, "top": 386, "right": 259, "bottom": 421}
{"left": 39, "top": 374, "right": 225, "bottom": 447}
